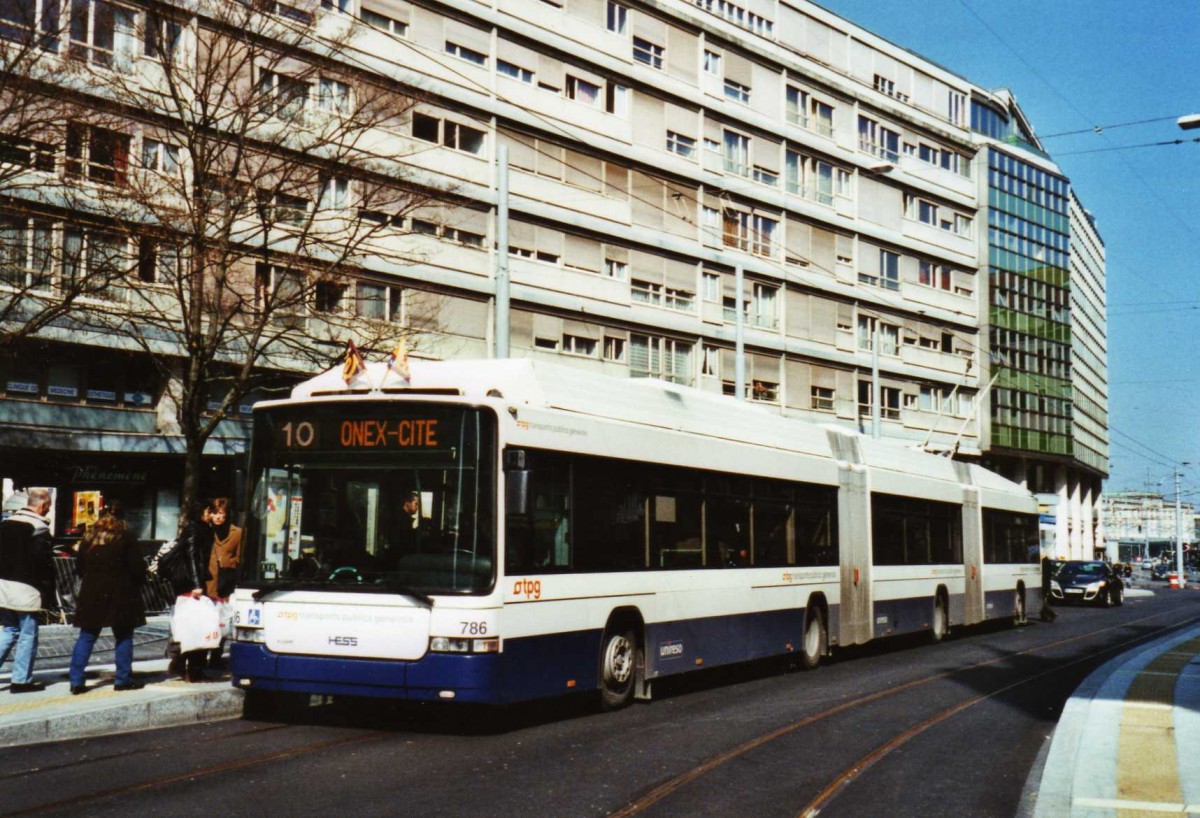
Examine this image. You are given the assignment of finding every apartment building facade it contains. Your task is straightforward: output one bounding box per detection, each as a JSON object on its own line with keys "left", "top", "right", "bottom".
{"left": 0, "top": 0, "right": 1105, "bottom": 542}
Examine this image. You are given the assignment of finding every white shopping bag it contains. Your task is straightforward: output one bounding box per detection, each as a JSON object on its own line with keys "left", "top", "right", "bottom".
{"left": 216, "top": 599, "right": 235, "bottom": 641}
{"left": 171, "top": 595, "right": 222, "bottom": 653}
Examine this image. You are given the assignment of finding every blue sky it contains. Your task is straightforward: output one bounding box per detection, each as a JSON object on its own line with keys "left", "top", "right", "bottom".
{"left": 815, "top": 0, "right": 1200, "bottom": 497}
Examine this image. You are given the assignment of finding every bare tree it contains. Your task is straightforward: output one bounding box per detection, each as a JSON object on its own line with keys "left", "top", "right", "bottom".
{"left": 0, "top": 3, "right": 139, "bottom": 348}
{"left": 59, "top": 0, "right": 458, "bottom": 510}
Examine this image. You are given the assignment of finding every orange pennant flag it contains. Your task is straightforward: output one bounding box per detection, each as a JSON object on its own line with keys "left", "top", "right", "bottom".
{"left": 342, "top": 339, "right": 366, "bottom": 384}
{"left": 387, "top": 338, "right": 410, "bottom": 381}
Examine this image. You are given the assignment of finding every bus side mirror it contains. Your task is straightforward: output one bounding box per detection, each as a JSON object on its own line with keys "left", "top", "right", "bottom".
{"left": 504, "top": 449, "right": 530, "bottom": 516}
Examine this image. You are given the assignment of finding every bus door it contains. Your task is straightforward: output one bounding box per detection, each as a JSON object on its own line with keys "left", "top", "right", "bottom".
{"left": 961, "top": 486, "right": 984, "bottom": 626}
{"left": 829, "top": 430, "right": 872, "bottom": 647}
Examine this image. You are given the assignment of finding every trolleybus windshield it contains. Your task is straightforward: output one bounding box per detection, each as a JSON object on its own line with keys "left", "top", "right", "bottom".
{"left": 244, "top": 403, "right": 496, "bottom": 595}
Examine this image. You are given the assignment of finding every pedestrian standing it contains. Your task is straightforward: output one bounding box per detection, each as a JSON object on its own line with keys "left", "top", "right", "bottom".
{"left": 1039, "top": 553, "right": 1058, "bottom": 622}
{"left": 167, "top": 502, "right": 214, "bottom": 682}
{"left": 204, "top": 498, "right": 242, "bottom": 670}
{"left": 68, "top": 504, "right": 147, "bottom": 694}
{"left": 0, "top": 488, "right": 54, "bottom": 693}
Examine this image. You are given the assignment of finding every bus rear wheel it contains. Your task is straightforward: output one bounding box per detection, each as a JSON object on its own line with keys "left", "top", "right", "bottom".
{"left": 599, "top": 628, "right": 637, "bottom": 711}
{"left": 800, "top": 608, "right": 826, "bottom": 670}
{"left": 930, "top": 597, "right": 948, "bottom": 644}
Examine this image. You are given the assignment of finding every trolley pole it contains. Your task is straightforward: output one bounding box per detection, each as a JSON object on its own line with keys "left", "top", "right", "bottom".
{"left": 494, "top": 145, "right": 510, "bottom": 358}
{"left": 735, "top": 263, "right": 745, "bottom": 401}
{"left": 1176, "top": 466, "right": 1185, "bottom": 588}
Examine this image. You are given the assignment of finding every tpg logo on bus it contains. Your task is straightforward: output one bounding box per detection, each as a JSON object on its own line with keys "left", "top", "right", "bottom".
{"left": 512, "top": 578, "right": 541, "bottom": 600}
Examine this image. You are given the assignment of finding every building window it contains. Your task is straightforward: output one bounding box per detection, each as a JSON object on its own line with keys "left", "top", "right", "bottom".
{"left": 69, "top": 0, "right": 133, "bottom": 69}
{"left": 319, "top": 176, "right": 350, "bottom": 210}
{"left": 632, "top": 37, "right": 663, "bottom": 69}
{"left": 498, "top": 60, "right": 534, "bottom": 84}
{"left": 704, "top": 50, "right": 721, "bottom": 75}
{"left": 857, "top": 382, "right": 901, "bottom": 420}
{"left": 604, "top": 336, "right": 626, "bottom": 361}
{"left": 318, "top": 77, "right": 351, "bottom": 113}
{"left": 722, "top": 210, "right": 776, "bottom": 257}
{"left": 857, "top": 316, "right": 899, "bottom": 355}
{"left": 66, "top": 123, "right": 130, "bottom": 186}
{"left": 873, "top": 74, "right": 908, "bottom": 102}
{"left": 257, "top": 70, "right": 310, "bottom": 118}
{"left": 141, "top": 139, "right": 179, "bottom": 174}
{"left": 563, "top": 334, "right": 597, "bottom": 356}
{"left": 314, "top": 280, "right": 347, "bottom": 313}
{"left": 143, "top": 12, "right": 182, "bottom": 60}
{"left": 750, "top": 282, "right": 777, "bottom": 328}
{"left": 356, "top": 282, "right": 403, "bottom": 321}
{"left": 604, "top": 258, "right": 628, "bottom": 280}
{"left": 858, "top": 116, "right": 899, "bottom": 162}
{"left": 723, "top": 79, "right": 750, "bottom": 104}
{"left": 362, "top": 9, "right": 407, "bottom": 36}
{"left": 445, "top": 41, "right": 487, "bottom": 66}
{"left": 667, "top": 131, "right": 696, "bottom": 157}
{"left": 701, "top": 345, "right": 719, "bottom": 377}
{"left": 534, "top": 336, "right": 559, "bottom": 351}
{"left": 566, "top": 76, "right": 602, "bottom": 108}
{"left": 811, "top": 385, "right": 834, "bottom": 412}
{"left": 630, "top": 333, "right": 691, "bottom": 384}
{"left": 606, "top": 1, "right": 627, "bottom": 34}
{"left": 63, "top": 227, "right": 127, "bottom": 300}
{"left": 606, "top": 82, "right": 629, "bottom": 116}
{"left": 919, "top": 260, "right": 953, "bottom": 291}
{"left": 0, "top": 216, "right": 54, "bottom": 290}
{"left": 722, "top": 129, "right": 750, "bottom": 176}
{"left": 751, "top": 379, "right": 778, "bottom": 403}
{"left": 752, "top": 167, "right": 777, "bottom": 187}
{"left": 412, "top": 113, "right": 485, "bottom": 155}
{"left": 701, "top": 272, "right": 720, "bottom": 302}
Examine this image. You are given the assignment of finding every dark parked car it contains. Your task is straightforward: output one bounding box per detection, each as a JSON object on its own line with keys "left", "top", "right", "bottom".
{"left": 1150, "top": 561, "right": 1173, "bottom": 581}
{"left": 1051, "top": 560, "right": 1125, "bottom": 607}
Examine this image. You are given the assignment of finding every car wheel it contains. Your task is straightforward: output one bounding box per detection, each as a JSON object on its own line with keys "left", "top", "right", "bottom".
{"left": 1101, "top": 587, "right": 1113, "bottom": 608}
{"left": 598, "top": 627, "right": 637, "bottom": 711}
{"left": 800, "top": 607, "right": 827, "bottom": 670}
{"left": 1116, "top": 585, "right": 1125, "bottom": 606}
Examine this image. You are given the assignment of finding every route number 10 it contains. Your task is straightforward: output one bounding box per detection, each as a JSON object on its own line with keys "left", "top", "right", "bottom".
{"left": 281, "top": 421, "right": 315, "bottom": 448}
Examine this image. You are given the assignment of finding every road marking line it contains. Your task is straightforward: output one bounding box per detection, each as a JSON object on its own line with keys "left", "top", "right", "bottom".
{"left": 1073, "top": 796, "right": 1190, "bottom": 812}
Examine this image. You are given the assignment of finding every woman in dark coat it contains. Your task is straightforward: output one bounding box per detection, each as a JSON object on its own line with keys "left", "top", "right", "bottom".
{"left": 68, "top": 504, "right": 147, "bottom": 694}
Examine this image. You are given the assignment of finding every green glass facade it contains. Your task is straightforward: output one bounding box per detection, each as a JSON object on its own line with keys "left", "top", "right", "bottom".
{"left": 986, "top": 148, "right": 1073, "bottom": 456}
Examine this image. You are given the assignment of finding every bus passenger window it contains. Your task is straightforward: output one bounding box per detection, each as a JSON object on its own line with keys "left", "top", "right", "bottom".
{"left": 707, "top": 495, "right": 750, "bottom": 567}
{"left": 506, "top": 452, "right": 570, "bottom": 573}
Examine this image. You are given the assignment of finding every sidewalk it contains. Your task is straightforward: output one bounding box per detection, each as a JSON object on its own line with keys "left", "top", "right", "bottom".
{"left": 0, "top": 621, "right": 244, "bottom": 748}
{"left": 1030, "top": 619, "right": 1200, "bottom": 816}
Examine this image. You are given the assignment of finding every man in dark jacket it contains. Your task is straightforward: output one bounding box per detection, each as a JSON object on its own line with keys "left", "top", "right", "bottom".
{"left": 0, "top": 489, "right": 55, "bottom": 692}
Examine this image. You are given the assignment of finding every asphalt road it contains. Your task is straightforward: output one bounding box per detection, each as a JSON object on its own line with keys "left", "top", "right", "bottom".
{"left": 2, "top": 591, "right": 1198, "bottom": 818}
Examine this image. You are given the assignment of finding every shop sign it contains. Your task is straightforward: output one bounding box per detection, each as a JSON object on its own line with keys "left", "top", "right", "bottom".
{"left": 6, "top": 381, "right": 38, "bottom": 394}
{"left": 71, "top": 466, "right": 149, "bottom": 484}
{"left": 124, "top": 392, "right": 153, "bottom": 406}
{"left": 48, "top": 385, "right": 79, "bottom": 398}
{"left": 86, "top": 389, "right": 117, "bottom": 402}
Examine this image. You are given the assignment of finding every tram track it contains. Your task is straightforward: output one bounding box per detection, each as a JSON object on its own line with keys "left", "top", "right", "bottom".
{"left": 611, "top": 608, "right": 1200, "bottom": 818}
{"left": 0, "top": 728, "right": 385, "bottom": 817}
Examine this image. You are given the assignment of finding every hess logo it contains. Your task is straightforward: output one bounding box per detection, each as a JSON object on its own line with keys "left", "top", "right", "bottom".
{"left": 328, "top": 636, "right": 358, "bottom": 646}
{"left": 512, "top": 578, "right": 541, "bottom": 600}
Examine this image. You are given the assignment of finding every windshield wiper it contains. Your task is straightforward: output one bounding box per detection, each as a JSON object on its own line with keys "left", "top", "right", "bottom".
{"left": 252, "top": 580, "right": 334, "bottom": 600}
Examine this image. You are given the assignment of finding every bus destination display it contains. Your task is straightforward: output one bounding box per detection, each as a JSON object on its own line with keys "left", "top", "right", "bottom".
{"left": 273, "top": 415, "right": 443, "bottom": 451}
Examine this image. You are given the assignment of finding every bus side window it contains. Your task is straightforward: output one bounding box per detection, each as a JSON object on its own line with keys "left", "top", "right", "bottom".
{"left": 506, "top": 453, "right": 570, "bottom": 573}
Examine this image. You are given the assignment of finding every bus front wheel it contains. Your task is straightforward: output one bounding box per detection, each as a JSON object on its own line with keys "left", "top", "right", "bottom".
{"left": 800, "top": 608, "right": 826, "bottom": 670}
{"left": 599, "top": 628, "right": 637, "bottom": 711}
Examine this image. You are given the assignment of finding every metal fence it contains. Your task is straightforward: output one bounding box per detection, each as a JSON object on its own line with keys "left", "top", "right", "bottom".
{"left": 47, "top": 555, "right": 177, "bottom": 625}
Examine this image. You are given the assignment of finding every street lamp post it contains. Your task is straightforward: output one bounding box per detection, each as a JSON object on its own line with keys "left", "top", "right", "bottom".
{"left": 1175, "top": 463, "right": 1190, "bottom": 588}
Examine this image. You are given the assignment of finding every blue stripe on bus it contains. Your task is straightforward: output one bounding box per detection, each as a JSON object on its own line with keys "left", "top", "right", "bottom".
{"left": 872, "top": 595, "right": 959, "bottom": 638}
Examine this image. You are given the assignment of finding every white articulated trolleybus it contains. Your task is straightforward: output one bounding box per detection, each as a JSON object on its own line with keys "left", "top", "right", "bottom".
{"left": 230, "top": 358, "right": 1040, "bottom": 711}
